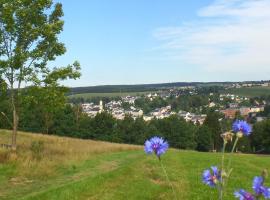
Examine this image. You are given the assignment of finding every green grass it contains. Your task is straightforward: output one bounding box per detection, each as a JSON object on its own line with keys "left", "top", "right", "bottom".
{"left": 1, "top": 131, "right": 270, "bottom": 199}
{"left": 68, "top": 91, "right": 152, "bottom": 98}
{"left": 226, "top": 86, "right": 270, "bottom": 97}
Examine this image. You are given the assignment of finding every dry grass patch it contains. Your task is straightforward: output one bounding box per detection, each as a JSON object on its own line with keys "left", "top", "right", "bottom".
{"left": 0, "top": 129, "right": 141, "bottom": 181}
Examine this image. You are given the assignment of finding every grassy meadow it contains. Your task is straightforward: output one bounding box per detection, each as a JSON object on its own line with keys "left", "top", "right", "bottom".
{"left": 226, "top": 86, "right": 270, "bottom": 97}
{"left": 1, "top": 130, "right": 270, "bottom": 200}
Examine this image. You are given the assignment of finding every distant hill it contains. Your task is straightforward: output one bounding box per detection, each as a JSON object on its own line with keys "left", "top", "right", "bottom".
{"left": 68, "top": 82, "right": 233, "bottom": 95}
{"left": 226, "top": 86, "right": 270, "bottom": 97}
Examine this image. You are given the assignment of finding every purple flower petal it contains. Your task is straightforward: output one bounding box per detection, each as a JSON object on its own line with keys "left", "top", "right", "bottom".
{"left": 234, "top": 189, "right": 255, "bottom": 200}
{"left": 202, "top": 166, "right": 221, "bottom": 187}
{"left": 232, "top": 120, "right": 252, "bottom": 136}
{"left": 144, "top": 136, "right": 169, "bottom": 158}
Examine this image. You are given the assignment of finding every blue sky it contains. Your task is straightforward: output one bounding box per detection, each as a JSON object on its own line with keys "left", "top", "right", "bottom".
{"left": 54, "top": 0, "right": 270, "bottom": 87}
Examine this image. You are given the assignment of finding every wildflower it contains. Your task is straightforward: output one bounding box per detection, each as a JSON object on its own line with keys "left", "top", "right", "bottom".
{"left": 232, "top": 120, "right": 252, "bottom": 137}
{"left": 234, "top": 189, "right": 255, "bottom": 200}
{"left": 221, "top": 131, "right": 234, "bottom": 143}
{"left": 202, "top": 166, "right": 221, "bottom": 187}
{"left": 144, "top": 136, "right": 168, "bottom": 159}
{"left": 252, "top": 176, "right": 270, "bottom": 198}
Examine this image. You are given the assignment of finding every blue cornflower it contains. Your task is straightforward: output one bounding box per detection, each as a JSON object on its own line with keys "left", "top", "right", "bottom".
{"left": 253, "top": 176, "right": 270, "bottom": 198}
{"left": 234, "top": 189, "right": 255, "bottom": 200}
{"left": 232, "top": 120, "right": 252, "bottom": 136}
{"left": 144, "top": 136, "right": 168, "bottom": 159}
{"left": 202, "top": 166, "right": 221, "bottom": 187}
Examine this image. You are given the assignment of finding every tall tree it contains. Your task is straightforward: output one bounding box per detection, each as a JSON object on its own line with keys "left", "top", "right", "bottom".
{"left": 251, "top": 120, "right": 270, "bottom": 153}
{"left": 0, "top": 0, "right": 80, "bottom": 150}
{"left": 204, "top": 111, "right": 222, "bottom": 151}
{"left": 196, "top": 125, "right": 213, "bottom": 152}
{"left": 21, "top": 63, "right": 80, "bottom": 134}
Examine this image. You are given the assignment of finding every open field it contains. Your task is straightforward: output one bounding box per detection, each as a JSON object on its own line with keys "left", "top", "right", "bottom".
{"left": 1, "top": 130, "right": 270, "bottom": 200}
{"left": 226, "top": 86, "right": 270, "bottom": 97}
{"left": 68, "top": 91, "right": 152, "bottom": 98}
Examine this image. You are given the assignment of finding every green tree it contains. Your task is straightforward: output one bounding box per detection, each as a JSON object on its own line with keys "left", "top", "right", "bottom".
{"left": 0, "top": 0, "right": 80, "bottom": 150}
{"left": 156, "top": 115, "right": 197, "bottom": 149}
{"left": 204, "top": 111, "right": 222, "bottom": 151}
{"left": 51, "top": 104, "right": 77, "bottom": 137}
{"left": 117, "top": 115, "right": 135, "bottom": 144}
{"left": 251, "top": 120, "right": 270, "bottom": 153}
{"left": 92, "top": 112, "right": 116, "bottom": 141}
{"left": 260, "top": 105, "right": 270, "bottom": 118}
{"left": 196, "top": 125, "right": 213, "bottom": 152}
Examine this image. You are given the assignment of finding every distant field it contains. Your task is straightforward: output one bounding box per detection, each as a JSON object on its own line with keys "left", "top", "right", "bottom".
{"left": 68, "top": 91, "right": 152, "bottom": 98}
{"left": 226, "top": 86, "right": 270, "bottom": 97}
{"left": 1, "top": 130, "right": 270, "bottom": 199}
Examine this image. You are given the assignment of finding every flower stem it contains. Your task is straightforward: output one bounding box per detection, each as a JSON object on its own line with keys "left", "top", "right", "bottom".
{"left": 225, "top": 136, "right": 239, "bottom": 185}
{"left": 231, "top": 137, "right": 239, "bottom": 154}
{"left": 219, "top": 141, "right": 227, "bottom": 200}
{"left": 219, "top": 188, "right": 223, "bottom": 200}
{"left": 221, "top": 141, "right": 227, "bottom": 174}
{"left": 160, "top": 160, "right": 178, "bottom": 200}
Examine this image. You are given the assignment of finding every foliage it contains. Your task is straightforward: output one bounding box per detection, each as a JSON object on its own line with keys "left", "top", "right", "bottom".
{"left": 204, "top": 111, "right": 223, "bottom": 150}
{"left": 260, "top": 105, "right": 270, "bottom": 118}
{"left": 251, "top": 119, "right": 270, "bottom": 153}
{"left": 169, "top": 94, "right": 208, "bottom": 113}
{"left": 196, "top": 125, "right": 213, "bottom": 152}
{"left": 227, "top": 86, "right": 270, "bottom": 97}
{"left": 0, "top": 0, "right": 81, "bottom": 149}
{"left": 135, "top": 97, "right": 168, "bottom": 114}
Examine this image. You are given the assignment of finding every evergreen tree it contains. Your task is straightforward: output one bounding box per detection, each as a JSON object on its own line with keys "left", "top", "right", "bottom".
{"left": 196, "top": 125, "right": 213, "bottom": 152}
{"left": 204, "top": 111, "right": 222, "bottom": 151}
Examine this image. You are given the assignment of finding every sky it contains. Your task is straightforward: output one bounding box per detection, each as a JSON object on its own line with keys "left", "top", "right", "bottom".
{"left": 54, "top": 0, "right": 270, "bottom": 87}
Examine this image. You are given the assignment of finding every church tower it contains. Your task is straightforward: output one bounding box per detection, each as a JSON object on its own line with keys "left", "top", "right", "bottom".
{"left": 99, "top": 100, "right": 103, "bottom": 113}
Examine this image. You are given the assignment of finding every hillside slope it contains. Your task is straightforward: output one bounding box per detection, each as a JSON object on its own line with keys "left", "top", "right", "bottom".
{"left": 227, "top": 86, "right": 270, "bottom": 97}
{"left": 0, "top": 130, "right": 269, "bottom": 200}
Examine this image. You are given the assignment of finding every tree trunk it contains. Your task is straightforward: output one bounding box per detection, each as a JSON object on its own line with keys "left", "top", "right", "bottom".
{"left": 44, "top": 112, "right": 51, "bottom": 134}
{"left": 11, "top": 107, "right": 18, "bottom": 151}
{"left": 10, "top": 84, "right": 18, "bottom": 151}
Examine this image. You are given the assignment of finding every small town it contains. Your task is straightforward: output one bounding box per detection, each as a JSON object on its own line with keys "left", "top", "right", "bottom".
{"left": 79, "top": 81, "right": 269, "bottom": 125}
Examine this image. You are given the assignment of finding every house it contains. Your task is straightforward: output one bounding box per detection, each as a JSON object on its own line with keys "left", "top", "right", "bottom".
{"left": 256, "top": 117, "right": 266, "bottom": 122}
{"left": 122, "top": 96, "right": 137, "bottom": 104}
{"left": 221, "top": 109, "right": 238, "bottom": 119}
{"left": 250, "top": 106, "right": 264, "bottom": 113}
{"left": 191, "top": 115, "right": 206, "bottom": 125}
{"left": 125, "top": 109, "right": 143, "bottom": 118}
{"left": 143, "top": 115, "right": 153, "bottom": 121}
{"left": 240, "top": 107, "right": 251, "bottom": 116}
{"left": 81, "top": 101, "right": 103, "bottom": 117}
{"left": 229, "top": 103, "right": 239, "bottom": 108}
{"left": 209, "top": 102, "right": 216, "bottom": 108}
{"left": 111, "top": 108, "right": 125, "bottom": 120}
{"left": 178, "top": 110, "right": 193, "bottom": 121}
{"left": 105, "top": 100, "right": 122, "bottom": 109}
{"left": 261, "top": 83, "right": 269, "bottom": 87}
{"left": 86, "top": 107, "right": 100, "bottom": 117}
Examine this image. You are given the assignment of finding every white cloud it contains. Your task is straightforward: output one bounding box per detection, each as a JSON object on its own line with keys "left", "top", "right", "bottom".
{"left": 153, "top": 0, "right": 270, "bottom": 77}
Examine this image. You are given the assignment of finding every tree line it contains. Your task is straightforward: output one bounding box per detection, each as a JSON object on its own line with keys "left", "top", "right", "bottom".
{"left": 1, "top": 92, "right": 270, "bottom": 154}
